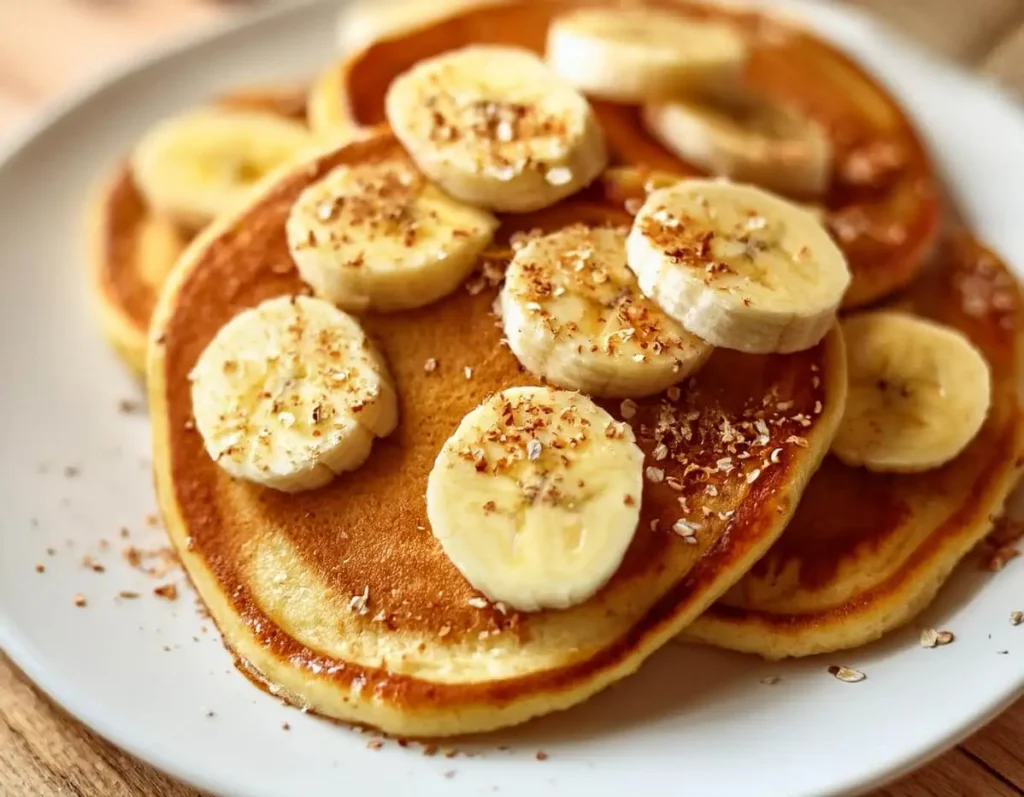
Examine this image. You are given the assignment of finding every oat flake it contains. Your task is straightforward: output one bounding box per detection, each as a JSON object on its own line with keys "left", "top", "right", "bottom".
{"left": 920, "top": 628, "right": 955, "bottom": 648}
{"left": 828, "top": 665, "right": 865, "bottom": 683}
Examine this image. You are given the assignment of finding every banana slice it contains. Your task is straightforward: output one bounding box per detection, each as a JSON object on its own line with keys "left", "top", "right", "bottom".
{"left": 643, "top": 90, "right": 832, "bottom": 197}
{"left": 132, "top": 109, "right": 313, "bottom": 229}
{"left": 499, "top": 224, "right": 712, "bottom": 397}
{"left": 336, "top": 0, "right": 507, "bottom": 53}
{"left": 385, "top": 45, "right": 607, "bottom": 213}
{"left": 286, "top": 155, "right": 498, "bottom": 312}
{"left": 190, "top": 295, "right": 398, "bottom": 493}
{"left": 626, "top": 179, "right": 850, "bottom": 354}
{"left": 426, "top": 386, "right": 644, "bottom": 611}
{"left": 832, "top": 311, "right": 991, "bottom": 473}
{"left": 546, "top": 7, "right": 748, "bottom": 103}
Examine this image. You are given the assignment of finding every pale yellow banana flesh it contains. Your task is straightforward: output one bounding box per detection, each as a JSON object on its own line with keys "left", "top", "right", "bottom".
{"left": 385, "top": 45, "right": 608, "bottom": 213}
{"left": 546, "top": 7, "right": 748, "bottom": 103}
{"left": 425, "top": 387, "right": 644, "bottom": 611}
{"left": 626, "top": 179, "right": 850, "bottom": 354}
{"left": 189, "top": 295, "right": 398, "bottom": 492}
{"left": 131, "top": 109, "right": 314, "bottom": 229}
{"left": 135, "top": 213, "right": 188, "bottom": 290}
{"left": 643, "top": 90, "right": 833, "bottom": 197}
{"left": 500, "top": 223, "right": 712, "bottom": 396}
{"left": 285, "top": 156, "right": 498, "bottom": 312}
{"left": 832, "top": 311, "right": 992, "bottom": 473}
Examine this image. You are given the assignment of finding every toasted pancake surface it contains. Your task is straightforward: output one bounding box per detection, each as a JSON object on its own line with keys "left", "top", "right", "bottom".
{"left": 88, "top": 85, "right": 308, "bottom": 374}
{"left": 148, "top": 132, "right": 847, "bottom": 736}
{"left": 687, "top": 236, "right": 1024, "bottom": 658}
{"left": 312, "top": 0, "right": 938, "bottom": 310}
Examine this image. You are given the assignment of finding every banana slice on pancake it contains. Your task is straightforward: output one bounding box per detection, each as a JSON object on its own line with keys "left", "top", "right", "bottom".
{"left": 546, "top": 7, "right": 748, "bottom": 103}
{"left": 832, "top": 311, "right": 992, "bottom": 473}
{"left": 189, "top": 295, "right": 398, "bottom": 492}
{"left": 336, "top": 0, "right": 507, "bottom": 53}
{"left": 499, "top": 224, "right": 712, "bottom": 396}
{"left": 643, "top": 91, "right": 833, "bottom": 197}
{"left": 132, "top": 109, "right": 313, "bottom": 229}
{"left": 626, "top": 179, "right": 850, "bottom": 353}
{"left": 426, "top": 386, "right": 644, "bottom": 612}
{"left": 286, "top": 155, "right": 498, "bottom": 311}
{"left": 385, "top": 45, "right": 607, "bottom": 212}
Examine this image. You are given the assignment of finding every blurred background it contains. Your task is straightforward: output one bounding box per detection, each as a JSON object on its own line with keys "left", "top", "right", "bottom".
{"left": 0, "top": 0, "right": 1019, "bottom": 141}
{"left": 0, "top": 0, "right": 256, "bottom": 132}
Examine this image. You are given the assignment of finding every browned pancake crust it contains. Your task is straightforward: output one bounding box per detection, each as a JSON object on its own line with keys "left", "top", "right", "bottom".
{"left": 89, "top": 85, "right": 308, "bottom": 373}
{"left": 216, "top": 84, "right": 310, "bottom": 120}
{"left": 149, "top": 133, "right": 844, "bottom": 726}
{"left": 95, "top": 168, "right": 156, "bottom": 333}
{"left": 329, "top": 0, "right": 939, "bottom": 309}
{"left": 690, "top": 236, "right": 1023, "bottom": 654}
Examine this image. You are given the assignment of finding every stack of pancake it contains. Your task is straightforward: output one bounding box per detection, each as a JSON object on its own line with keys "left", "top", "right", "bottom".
{"left": 88, "top": 0, "right": 1022, "bottom": 738}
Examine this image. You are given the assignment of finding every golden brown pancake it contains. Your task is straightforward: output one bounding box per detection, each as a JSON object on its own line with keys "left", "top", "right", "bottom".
{"left": 309, "top": 0, "right": 939, "bottom": 310}
{"left": 87, "top": 85, "right": 308, "bottom": 375}
{"left": 148, "top": 132, "right": 847, "bottom": 736}
{"left": 686, "top": 236, "right": 1024, "bottom": 658}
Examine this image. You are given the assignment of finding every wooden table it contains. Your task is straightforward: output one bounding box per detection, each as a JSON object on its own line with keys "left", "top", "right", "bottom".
{"left": 0, "top": 1, "right": 1022, "bottom": 794}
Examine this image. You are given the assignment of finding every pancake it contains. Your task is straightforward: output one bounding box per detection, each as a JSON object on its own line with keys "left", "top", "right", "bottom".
{"left": 309, "top": 0, "right": 939, "bottom": 310}
{"left": 686, "top": 236, "right": 1024, "bottom": 659}
{"left": 87, "top": 85, "right": 308, "bottom": 375}
{"left": 148, "top": 132, "right": 848, "bottom": 737}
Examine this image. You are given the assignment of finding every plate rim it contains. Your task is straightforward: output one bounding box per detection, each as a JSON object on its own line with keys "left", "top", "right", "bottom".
{"left": 0, "top": 1, "right": 1022, "bottom": 795}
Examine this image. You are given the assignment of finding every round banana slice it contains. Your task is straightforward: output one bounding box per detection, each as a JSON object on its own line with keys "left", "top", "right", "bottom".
{"left": 500, "top": 224, "right": 712, "bottom": 397}
{"left": 132, "top": 109, "right": 313, "bottom": 229}
{"left": 626, "top": 179, "right": 850, "bottom": 354}
{"left": 190, "top": 295, "right": 398, "bottom": 493}
{"left": 643, "top": 90, "right": 832, "bottom": 197}
{"left": 546, "top": 7, "right": 748, "bottom": 103}
{"left": 426, "top": 386, "right": 644, "bottom": 612}
{"left": 385, "top": 45, "right": 608, "bottom": 213}
{"left": 286, "top": 155, "right": 498, "bottom": 312}
{"left": 832, "top": 311, "right": 992, "bottom": 473}
{"left": 336, "top": 0, "right": 507, "bottom": 53}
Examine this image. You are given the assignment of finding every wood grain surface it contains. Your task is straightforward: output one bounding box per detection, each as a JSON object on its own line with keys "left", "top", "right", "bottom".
{"left": 1, "top": 1, "right": 1022, "bottom": 795}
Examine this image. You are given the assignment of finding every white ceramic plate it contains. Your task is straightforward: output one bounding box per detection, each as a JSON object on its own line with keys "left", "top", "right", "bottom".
{"left": 1, "top": 2, "right": 1022, "bottom": 795}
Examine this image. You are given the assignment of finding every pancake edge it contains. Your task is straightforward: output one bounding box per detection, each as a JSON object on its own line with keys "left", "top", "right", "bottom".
{"left": 318, "top": 0, "right": 941, "bottom": 310}
{"left": 307, "top": 0, "right": 504, "bottom": 139}
{"left": 87, "top": 84, "right": 315, "bottom": 376}
{"left": 86, "top": 166, "right": 149, "bottom": 377}
{"left": 307, "top": 52, "right": 360, "bottom": 139}
{"left": 684, "top": 419, "right": 1024, "bottom": 660}
{"left": 146, "top": 134, "right": 849, "bottom": 736}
